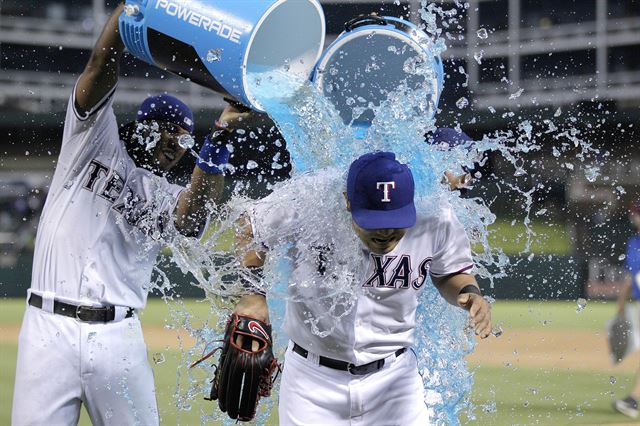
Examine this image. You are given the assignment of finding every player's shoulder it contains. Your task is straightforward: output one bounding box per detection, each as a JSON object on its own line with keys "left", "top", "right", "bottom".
{"left": 415, "top": 195, "right": 457, "bottom": 228}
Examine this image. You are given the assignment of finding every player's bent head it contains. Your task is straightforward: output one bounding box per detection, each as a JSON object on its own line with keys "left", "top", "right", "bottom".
{"left": 121, "top": 95, "right": 195, "bottom": 175}
{"left": 346, "top": 151, "right": 415, "bottom": 253}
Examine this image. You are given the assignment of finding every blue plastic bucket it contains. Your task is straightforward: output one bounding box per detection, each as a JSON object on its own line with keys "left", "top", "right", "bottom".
{"left": 311, "top": 15, "right": 443, "bottom": 129}
{"left": 119, "top": 0, "right": 326, "bottom": 111}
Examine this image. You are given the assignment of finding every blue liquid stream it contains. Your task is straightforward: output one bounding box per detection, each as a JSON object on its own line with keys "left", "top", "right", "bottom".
{"left": 243, "top": 55, "right": 476, "bottom": 423}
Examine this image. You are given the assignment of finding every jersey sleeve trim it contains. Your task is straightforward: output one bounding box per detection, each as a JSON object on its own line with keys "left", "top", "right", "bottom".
{"left": 430, "top": 263, "right": 474, "bottom": 278}
{"left": 71, "top": 80, "right": 118, "bottom": 122}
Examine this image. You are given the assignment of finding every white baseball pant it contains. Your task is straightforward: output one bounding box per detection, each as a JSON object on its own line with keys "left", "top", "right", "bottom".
{"left": 12, "top": 305, "right": 159, "bottom": 426}
{"left": 278, "top": 343, "right": 432, "bottom": 425}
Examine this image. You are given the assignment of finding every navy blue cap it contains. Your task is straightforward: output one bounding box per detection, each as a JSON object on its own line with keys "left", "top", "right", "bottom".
{"left": 137, "top": 94, "right": 194, "bottom": 134}
{"left": 430, "top": 127, "right": 473, "bottom": 148}
{"left": 347, "top": 152, "right": 416, "bottom": 230}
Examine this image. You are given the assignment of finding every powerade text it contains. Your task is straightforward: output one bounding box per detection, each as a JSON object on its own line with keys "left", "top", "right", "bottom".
{"left": 155, "top": 0, "right": 242, "bottom": 44}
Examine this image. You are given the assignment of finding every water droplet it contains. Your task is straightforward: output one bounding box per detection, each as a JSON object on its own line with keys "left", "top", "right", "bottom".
{"left": 206, "top": 48, "right": 222, "bottom": 63}
{"left": 473, "top": 50, "right": 484, "bottom": 64}
{"left": 584, "top": 165, "right": 600, "bottom": 182}
{"left": 456, "top": 97, "right": 469, "bottom": 109}
{"left": 616, "top": 186, "right": 626, "bottom": 194}
{"left": 153, "top": 352, "right": 166, "bottom": 364}
{"left": 476, "top": 28, "right": 488, "bottom": 39}
{"left": 610, "top": 376, "right": 617, "bottom": 384}
{"left": 552, "top": 147, "right": 561, "bottom": 157}
{"left": 576, "top": 297, "right": 587, "bottom": 312}
{"left": 87, "top": 332, "right": 96, "bottom": 343}
{"left": 177, "top": 134, "right": 195, "bottom": 149}
{"left": 482, "top": 400, "right": 497, "bottom": 413}
{"left": 509, "top": 88, "right": 524, "bottom": 99}
{"left": 618, "top": 254, "right": 626, "bottom": 261}
{"left": 554, "top": 107, "right": 562, "bottom": 117}
{"left": 491, "top": 326, "right": 503, "bottom": 337}
{"left": 246, "top": 160, "right": 259, "bottom": 170}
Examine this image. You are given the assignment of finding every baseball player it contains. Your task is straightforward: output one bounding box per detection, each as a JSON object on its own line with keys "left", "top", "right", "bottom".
{"left": 11, "top": 4, "right": 235, "bottom": 425}
{"left": 613, "top": 202, "right": 640, "bottom": 418}
{"left": 226, "top": 151, "right": 491, "bottom": 424}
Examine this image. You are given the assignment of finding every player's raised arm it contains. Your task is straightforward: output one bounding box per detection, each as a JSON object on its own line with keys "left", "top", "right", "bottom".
{"left": 432, "top": 273, "right": 492, "bottom": 338}
{"left": 174, "top": 104, "right": 276, "bottom": 237}
{"left": 75, "top": 3, "right": 125, "bottom": 115}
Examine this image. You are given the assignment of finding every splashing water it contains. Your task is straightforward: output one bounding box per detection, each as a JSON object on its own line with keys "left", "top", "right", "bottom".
{"left": 126, "top": 3, "right": 613, "bottom": 425}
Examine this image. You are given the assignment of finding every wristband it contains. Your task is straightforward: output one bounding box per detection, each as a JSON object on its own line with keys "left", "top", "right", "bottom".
{"left": 196, "top": 133, "right": 230, "bottom": 175}
{"left": 459, "top": 285, "right": 482, "bottom": 296}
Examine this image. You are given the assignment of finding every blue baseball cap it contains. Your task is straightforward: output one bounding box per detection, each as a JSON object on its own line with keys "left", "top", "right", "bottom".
{"left": 347, "top": 152, "right": 416, "bottom": 230}
{"left": 137, "top": 94, "right": 194, "bottom": 134}
{"left": 430, "top": 127, "right": 473, "bottom": 148}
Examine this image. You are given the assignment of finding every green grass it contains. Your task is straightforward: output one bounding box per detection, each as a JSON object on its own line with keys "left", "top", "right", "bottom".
{"left": 491, "top": 300, "right": 615, "bottom": 332}
{"left": 1, "top": 299, "right": 632, "bottom": 425}
{"left": 483, "top": 220, "right": 572, "bottom": 256}
{"left": 469, "top": 365, "right": 635, "bottom": 425}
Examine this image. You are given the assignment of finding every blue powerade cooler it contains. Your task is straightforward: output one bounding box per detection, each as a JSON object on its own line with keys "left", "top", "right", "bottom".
{"left": 119, "top": 0, "right": 325, "bottom": 111}
{"left": 311, "top": 15, "right": 444, "bottom": 131}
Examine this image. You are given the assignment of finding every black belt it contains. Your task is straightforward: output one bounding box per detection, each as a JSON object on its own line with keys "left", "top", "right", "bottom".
{"left": 28, "top": 294, "right": 134, "bottom": 323}
{"left": 292, "top": 343, "right": 407, "bottom": 376}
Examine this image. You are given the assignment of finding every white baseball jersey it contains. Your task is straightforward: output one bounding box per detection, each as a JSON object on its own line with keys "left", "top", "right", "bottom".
{"left": 249, "top": 169, "right": 473, "bottom": 365}
{"left": 29, "top": 84, "right": 183, "bottom": 309}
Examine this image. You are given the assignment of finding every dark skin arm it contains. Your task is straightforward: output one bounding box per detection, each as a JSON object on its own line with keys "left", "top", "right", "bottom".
{"left": 75, "top": 3, "right": 125, "bottom": 114}
{"left": 432, "top": 273, "right": 492, "bottom": 338}
{"left": 174, "top": 105, "right": 263, "bottom": 237}
{"left": 174, "top": 167, "right": 224, "bottom": 237}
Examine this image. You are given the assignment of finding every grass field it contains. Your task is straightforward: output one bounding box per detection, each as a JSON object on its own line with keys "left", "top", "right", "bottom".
{"left": 1, "top": 299, "right": 637, "bottom": 425}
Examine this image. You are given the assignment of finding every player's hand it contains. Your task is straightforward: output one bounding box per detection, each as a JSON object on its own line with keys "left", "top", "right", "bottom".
{"left": 457, "top": 293, "right": 491, "bottom": 339}
{"left": 216, "top": 104, "right": 269, "bottom": 131}
{"left": 444, "top": 171, "right": 471, "bottom": 190}
{"left": 233, "top": 294, "right": 269, "bottom": 351}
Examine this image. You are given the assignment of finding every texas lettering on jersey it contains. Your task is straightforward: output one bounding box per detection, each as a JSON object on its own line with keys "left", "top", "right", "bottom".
{"left": 363, "top": 254, "right": 432, "bottom": 290}
{"left": 82, "top": 159, "right": 170, "bottom": 235}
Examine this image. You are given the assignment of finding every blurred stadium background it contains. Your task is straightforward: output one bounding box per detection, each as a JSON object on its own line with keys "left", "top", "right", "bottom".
{"left": 2, "top": 0, "right": 640, "bottom": 424}
{"left": 2, "top": 0, "right": 640, "bottom": 299}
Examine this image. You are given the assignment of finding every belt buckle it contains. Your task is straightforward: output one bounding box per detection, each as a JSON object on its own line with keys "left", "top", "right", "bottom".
{"left": 349, "top": 359, "right": 385, "bottom": 375}
{"left": 75, "top": 305, "right": 95, "bottom": 322}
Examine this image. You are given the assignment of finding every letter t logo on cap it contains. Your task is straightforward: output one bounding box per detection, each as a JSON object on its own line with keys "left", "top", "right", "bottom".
{"left": 376, "top": 181, "right": 396, "bottom": 202}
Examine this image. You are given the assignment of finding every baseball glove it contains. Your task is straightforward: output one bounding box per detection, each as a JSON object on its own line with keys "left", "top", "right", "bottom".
{"left": 206, "top": 313, "right": 279, "bottom": 421}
